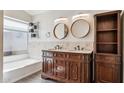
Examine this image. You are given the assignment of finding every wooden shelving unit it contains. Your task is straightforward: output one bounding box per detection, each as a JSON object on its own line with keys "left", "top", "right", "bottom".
{"left": 94, "top": 11, "right": 122, "bottom": 83}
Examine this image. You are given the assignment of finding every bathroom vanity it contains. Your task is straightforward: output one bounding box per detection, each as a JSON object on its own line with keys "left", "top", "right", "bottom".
{"left": 41, "top": 50, "right": 92, "bottom": 83}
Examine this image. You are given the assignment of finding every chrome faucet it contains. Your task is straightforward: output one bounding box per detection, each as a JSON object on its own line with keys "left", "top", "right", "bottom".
{"left": 74, "top": 45, "right": 80, "bottom": 50}
{"left": 74, "top": 45, "right": 84, "bottom": 51}
{"left": 54, "top": 45, "right": 62, "bottom": 50}
{"left": 77, "top": 45, "right": 80, "bottom": 50}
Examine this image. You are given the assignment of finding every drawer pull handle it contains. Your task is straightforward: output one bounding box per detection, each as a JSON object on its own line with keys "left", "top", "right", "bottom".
{"left": 57, "top": 66, "right": 64, "bottom": 71}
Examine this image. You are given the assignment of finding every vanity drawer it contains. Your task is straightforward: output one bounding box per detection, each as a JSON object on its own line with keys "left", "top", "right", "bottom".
{"left": 42, "top": 51, "right": 53, "bottom": 57}
{"left": 68, "top": 53, "right": 83, "bottom": 60}
{"left": 54, "top": 52, "right": 66, "bottom": 58}
{"left": 95, "top": 55, "right": 118, "bottom": 64}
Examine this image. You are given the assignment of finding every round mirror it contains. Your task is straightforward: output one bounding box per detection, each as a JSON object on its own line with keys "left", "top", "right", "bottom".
{"left": 71, "top": 19, "right": 90, "bottom": 38}
{"left": 53, "top": 23, "right": 68, "bottom": 40}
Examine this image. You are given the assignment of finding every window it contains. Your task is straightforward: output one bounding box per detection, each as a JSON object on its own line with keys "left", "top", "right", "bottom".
{"left": 4, "top": 16, "right": 29, "bottom": 56}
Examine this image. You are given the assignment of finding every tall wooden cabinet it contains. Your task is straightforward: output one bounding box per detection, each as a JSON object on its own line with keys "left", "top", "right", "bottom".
{"left": 94, "top": 11, "right": 122, "bottom": 83}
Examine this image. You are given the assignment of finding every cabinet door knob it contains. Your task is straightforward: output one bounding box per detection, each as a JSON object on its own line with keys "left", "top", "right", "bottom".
{"left": 57, "top": 66, "right": 64, "bottom": 71}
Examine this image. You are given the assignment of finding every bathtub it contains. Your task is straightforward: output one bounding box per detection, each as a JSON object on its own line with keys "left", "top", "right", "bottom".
{"left": 3, "top": 55, "right": 42, "bottom": 83}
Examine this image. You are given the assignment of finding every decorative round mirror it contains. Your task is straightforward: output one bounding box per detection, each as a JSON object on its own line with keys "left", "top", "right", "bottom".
{"left": 71, "top": 19, "right": 90, "bottom": 38}
{"left": 53, "top": 23, "right": 68, "bottom": 40}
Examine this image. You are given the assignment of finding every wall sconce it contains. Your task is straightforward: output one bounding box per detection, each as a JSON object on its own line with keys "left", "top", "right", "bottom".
{"left": 54, "top": 17, "right": 68, "bottom": 23}
{"left": 72, "top": 13, "right": 90, "bottom": 20}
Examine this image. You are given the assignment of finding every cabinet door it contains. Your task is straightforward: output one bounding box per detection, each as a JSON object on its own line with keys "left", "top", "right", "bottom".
{"left": 43, "top": 58, "right": 54, "bottom": 76}
{"left": 68, "top": 61, "right": 81, "bottom": 82}
{"left": 54, "top": 59, "right": 67, "bottom": 79}
{"left": 95, "top": 62, "right": 120, "bottom": 83}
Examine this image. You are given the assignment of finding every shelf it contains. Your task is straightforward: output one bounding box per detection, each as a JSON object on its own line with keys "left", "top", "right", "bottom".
{"left": 96, "top": 44, "right": 117, "bottom": 54}
{"left": 97, "top": 28, "right": 117, "bottom": 32}
{"left": 96, "top": 31, "right": 117, "bottom": 43}
{"left": 96, "top": 42, "right": 117, "bottom": 44}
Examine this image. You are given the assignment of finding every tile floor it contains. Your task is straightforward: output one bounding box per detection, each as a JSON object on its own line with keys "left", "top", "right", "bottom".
{"left": 15, "top": 71, "right": 57, "bottom": 83}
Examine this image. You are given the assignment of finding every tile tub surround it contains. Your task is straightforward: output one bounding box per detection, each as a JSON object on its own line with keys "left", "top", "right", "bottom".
{"left": 28, "top": 41, "right": 93, "bottom": 59}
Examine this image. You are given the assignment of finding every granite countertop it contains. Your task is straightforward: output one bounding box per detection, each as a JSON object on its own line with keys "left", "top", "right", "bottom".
{"left": 42, "top": 49, "right": 93, "bottom": 54}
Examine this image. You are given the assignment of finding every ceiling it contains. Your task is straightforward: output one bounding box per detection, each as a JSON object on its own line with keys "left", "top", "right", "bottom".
{"left": 25, "top": 10, "right": 111, "bottom": 16}
{"left": 25, "top": 10, "right": 50, "bottom": 16}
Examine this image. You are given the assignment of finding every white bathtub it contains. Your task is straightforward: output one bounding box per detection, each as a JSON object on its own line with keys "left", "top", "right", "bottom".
{"left": 3, "top": 58, "right": 42, "bottom": 83}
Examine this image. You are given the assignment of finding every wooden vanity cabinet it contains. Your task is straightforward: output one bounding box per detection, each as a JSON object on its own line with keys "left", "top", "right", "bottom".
{"left": 94, "top": 11, "right": 122, "bottom": 83}
{"left": 41, "top": 50, "right": 92, "bottom": 83}
{"left": 95, "top": 54, "right": 121, "bottom": 83}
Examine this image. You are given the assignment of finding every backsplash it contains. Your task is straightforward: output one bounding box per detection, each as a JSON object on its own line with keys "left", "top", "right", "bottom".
{"left": 28, "top": 41, "right": 93, "bottom": 59}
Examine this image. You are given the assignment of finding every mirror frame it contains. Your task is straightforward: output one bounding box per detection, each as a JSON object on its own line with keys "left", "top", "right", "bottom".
{"left": 70, "top": 19, "right": 90, "bottom": 38}
{"left": 53, "top": 23, "right": 69, "bottom": 40}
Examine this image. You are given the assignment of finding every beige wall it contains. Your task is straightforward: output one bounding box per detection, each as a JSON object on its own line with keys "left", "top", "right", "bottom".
{"left": 0, "top": 10, "right": 3, "bottom": 82}
{"left": 4, "top": 10, "right": 32, "bottom": 22}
